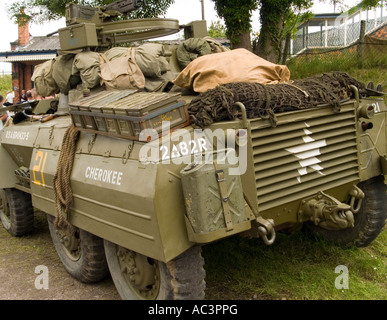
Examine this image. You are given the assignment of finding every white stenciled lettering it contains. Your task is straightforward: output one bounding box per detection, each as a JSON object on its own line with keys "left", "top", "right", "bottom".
{"left": 5, "top": 130, "right": 30, "bottom": 141}
{"left": 106, "top": 170, "right": 112, "bottom": 183}
{"left": 158, "top": 139, "right": 208, "bottom": 162}
{"left": 85, "top": 166, "right": 91, "bottom": 178}
{"left": 85, "top": 166, "right": 123, "bottom": 186}
{"left": 117, "top": 172, "right": 123, "bottom": 185}
{"left": 90, "top": 167, "right": 95, "bottom": 179}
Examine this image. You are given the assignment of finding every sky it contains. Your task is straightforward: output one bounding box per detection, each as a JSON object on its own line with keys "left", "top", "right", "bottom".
{"left": 0, "top": 0, "right": 361, "bottom": 74}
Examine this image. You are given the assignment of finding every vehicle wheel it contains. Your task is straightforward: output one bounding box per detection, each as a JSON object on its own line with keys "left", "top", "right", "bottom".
{"left": 47, "top": 214, "right": 109, "bottom": 283}
{"left": 0, "top": 188, "right": 34, "bottom": 236}
{"left": 306, "top": 175, "right": 387, "bottom": 247}
{"left": 168, "top": 245, "right": 206, "bottom": 300}
{"left": 104, "top": 240, "right": 206, "bottom": 300}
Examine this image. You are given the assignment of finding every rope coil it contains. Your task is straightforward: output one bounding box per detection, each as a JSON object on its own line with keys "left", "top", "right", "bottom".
{"left": 53, "top": 125, "right": 80, "bottom": 235}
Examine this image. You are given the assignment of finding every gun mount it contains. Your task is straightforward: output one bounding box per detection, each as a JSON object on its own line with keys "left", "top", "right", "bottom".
{"left": 59, "top": 0, "right": 181, "bottom": 50}
{"left": 65, "top": 0, "right": 147, "bottom": 25}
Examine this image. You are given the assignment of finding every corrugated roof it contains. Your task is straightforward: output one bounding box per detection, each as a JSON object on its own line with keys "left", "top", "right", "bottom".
{"left": 0, "top": 35, "right": 60, "bottom": 62}
{"left": 15, "top": 35, "right": 61, "bottom": 52}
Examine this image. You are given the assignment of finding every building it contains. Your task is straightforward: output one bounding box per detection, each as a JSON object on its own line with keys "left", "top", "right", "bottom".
{"left": 0, "top": 22, "right": 60, "bottom": 102}
{"left": 291, "top": 5, "right": 387, "bottom": 56}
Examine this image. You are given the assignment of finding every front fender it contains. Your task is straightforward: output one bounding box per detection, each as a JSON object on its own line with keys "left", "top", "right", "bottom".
{"left": 0, "top": 143, "right": 18, "bottom": 189}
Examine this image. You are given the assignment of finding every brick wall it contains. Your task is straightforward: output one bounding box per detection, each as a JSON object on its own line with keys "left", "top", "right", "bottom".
{"left": 370, "top": 23, "right": 387, "bottom": 40}
{"left": 18, "top": 22, "right": 30, "bottom": 47}
{"left": 11, "top": 64, "right": 20, "bottom": 103}
{"left": 24, "top": 65, "right": 33, "bottom": 90}
{"left": 10, "top": 22, "right": 31, "bottom": 101}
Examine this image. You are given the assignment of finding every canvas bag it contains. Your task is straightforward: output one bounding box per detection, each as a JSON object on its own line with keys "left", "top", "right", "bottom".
{"left": 72, "top": 51, "right": 101, "bottom": 90}
{"left": 52, "top": 54, "right": 80, "bottom": 95}
{"left": 135, "top": 43, "right": 169, "bottom": 78}
{"left": 176, "top": 38, "right": 212, "bottom": 69}
{"left": 99, "top": 47, "right": 145, "bottom": 90}
{"left": 31, "top": 60, "right": 60, "bottom": 97}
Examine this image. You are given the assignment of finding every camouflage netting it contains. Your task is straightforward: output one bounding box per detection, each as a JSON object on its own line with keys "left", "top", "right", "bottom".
{"left": 188, "top": 71, "right": 365, "bottom": 128}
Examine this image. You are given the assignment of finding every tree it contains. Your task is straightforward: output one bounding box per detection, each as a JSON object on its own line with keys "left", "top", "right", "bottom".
{"left": 208, "top": 20, "right": 227, "bottom": 38}
{"left": 8, "top": 0, "right": 175, "bottom": 24}
{"left": 210, "top": 0, "right": 313, "bottom": 57}
{"left": 211, "top": 0, "right": 258, "bottom": 50}
{"left": 255, "top": 0, "right": 312, "bottom": 63}
{"left": 357, "top": 0, "right": 387, "bottom": 9}
{"left": 280, "top": 9, "right": 313, "bottom": 64}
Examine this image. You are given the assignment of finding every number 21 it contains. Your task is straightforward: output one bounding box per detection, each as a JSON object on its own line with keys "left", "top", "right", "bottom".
{"left": 33, "top": 150, "right": 48, "bottom": 187}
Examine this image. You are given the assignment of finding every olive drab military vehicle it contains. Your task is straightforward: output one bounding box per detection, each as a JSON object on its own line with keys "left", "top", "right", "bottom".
{"left": 0, "top": 0, "right": 386, "bottom": 300}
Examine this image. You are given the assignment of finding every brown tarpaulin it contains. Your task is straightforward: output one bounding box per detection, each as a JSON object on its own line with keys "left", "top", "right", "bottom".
{"left": 173, "top": 48, "right": 290, "bottom": 93}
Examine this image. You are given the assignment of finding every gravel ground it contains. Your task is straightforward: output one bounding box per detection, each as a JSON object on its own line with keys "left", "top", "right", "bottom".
{"left": 0, "top": 211, "right": 120, "bottom": 300}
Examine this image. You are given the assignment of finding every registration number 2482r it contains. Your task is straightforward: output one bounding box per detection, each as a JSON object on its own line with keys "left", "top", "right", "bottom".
{"left": 159, "top": 138, "right": 208, "bottom": 161}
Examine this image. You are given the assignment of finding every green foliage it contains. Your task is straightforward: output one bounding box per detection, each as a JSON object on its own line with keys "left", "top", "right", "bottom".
{"left": 287, "top": 47, "right": 387, "bottom": 79}
{"left": 9, "top": 0, "right": 72, "bottom": 23}
{"left": 208, "top": 20, "right": 227, "bottom": 38}
{"left": 358, "top": 0, "right": 387, "bottom": 10}
{"left": 0, "top": 75, "right": 12, "bottom": 100}
{"left": 347, "top": 1, "right": 386, "bottom": 15}
{"left": 211, "top": 0, "right": 257, "bottom": 46}
{"left": 125, "top": 0, "right": 175, "bottom": 19}
{"left": 283, "top": 8, "right": 314, "bottom": 40}
{"left": 287, "top": 47, "right": 387, "bottom": 105}
{"left": 256, "top": 0, "right": 312, "bottom": 62}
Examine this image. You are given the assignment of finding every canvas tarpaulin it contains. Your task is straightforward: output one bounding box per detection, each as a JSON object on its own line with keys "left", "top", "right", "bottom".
{"left": 173, "top": 48, "right": 291, "bottom": 93}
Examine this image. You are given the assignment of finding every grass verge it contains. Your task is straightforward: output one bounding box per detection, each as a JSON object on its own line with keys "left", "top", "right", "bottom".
{"left": 203, "top": 227, "right": 386, "bottom": 300}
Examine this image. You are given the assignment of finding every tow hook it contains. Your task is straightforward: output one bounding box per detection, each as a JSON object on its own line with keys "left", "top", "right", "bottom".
{"left": 256, "top": 216, "right": 276, "bottom": 245}
{"left": 299, "top": 186, "right": 364, "bottom": 230}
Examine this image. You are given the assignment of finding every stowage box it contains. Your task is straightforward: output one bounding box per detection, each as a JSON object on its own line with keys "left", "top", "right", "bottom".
{"left": 69, "top": 90, "right": 189, "bottom": 140}
{"left": 58, "top": 23, "right": 98, "bottom": 50}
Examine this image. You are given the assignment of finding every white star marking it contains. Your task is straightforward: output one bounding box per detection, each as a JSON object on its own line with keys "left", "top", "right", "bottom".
{"left": 285, "top": 124, "right": 326, "bottom": 183}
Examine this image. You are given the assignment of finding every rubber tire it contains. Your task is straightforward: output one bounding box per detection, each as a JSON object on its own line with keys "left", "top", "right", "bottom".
{"left": 168, "top": 245, "right": 206, "bottom": 300}
{"left": 104, "top": 240, "right": 206, "bottom": 300}
{"left": 306, "top": 176, "right": 387, "bottom": 247}
{"left": 47, "top": 215, "right": 109, "bottom": 283}
{"left": 0, "top": 188, "right": 34, "bottom": 237}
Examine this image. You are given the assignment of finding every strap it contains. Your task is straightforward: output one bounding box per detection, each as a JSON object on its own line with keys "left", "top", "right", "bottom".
{"left": 127, "top": 47, "right": 141, "bottom": 88}
{"left": 128, "top": 47, "right": 136, "bottom": 60}
{"left": 214, "top": 162, "right": 233, "bottom": 231}
{"left": 99, "top": 53, "right": 109, "bottom": 64}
